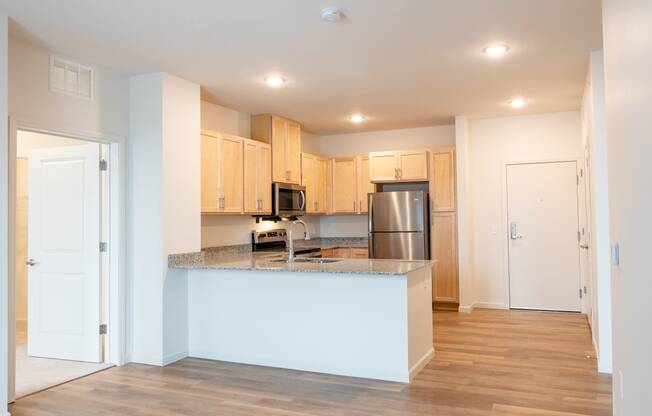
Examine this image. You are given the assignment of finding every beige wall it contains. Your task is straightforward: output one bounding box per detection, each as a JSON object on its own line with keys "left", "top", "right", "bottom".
{"left": 602, "top": 0, "right": 652, "bottom": 413}
{"left": 201, "top": 100, "right": 250, "bottom": 138}
{"left": 467, "top": 111, "right": 582, "bottom": 308}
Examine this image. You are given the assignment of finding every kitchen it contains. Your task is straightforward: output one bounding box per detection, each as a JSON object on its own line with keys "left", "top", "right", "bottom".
{"left": 169, "top": 107, "right": 455, "bottom": 382}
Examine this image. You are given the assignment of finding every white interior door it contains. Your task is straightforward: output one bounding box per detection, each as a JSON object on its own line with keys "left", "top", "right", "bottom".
{"left": 27, "top": 143, "right": 102, "bottom": 362}
{"left": 507, "top": 161, "right": 581, "bottom": 312}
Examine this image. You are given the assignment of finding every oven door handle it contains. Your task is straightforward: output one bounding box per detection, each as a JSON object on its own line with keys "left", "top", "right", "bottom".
{"left": 299, "top": 190, "right": 306, "bottom": 211}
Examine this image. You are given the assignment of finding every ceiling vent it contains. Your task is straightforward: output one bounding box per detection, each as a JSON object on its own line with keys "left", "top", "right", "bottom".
{"left": 49, "top": 55, "right": 93, "bottom": 100}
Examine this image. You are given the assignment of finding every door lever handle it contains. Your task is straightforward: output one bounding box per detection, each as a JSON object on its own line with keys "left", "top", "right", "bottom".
{"left": 580, "top": 244, "right": 589, "bottom": 249}
{"left": 26, "top": 259, "right": 39, "bottom": 267}
{"left": 510, "top": 222, "right": 523, "bottom": 240}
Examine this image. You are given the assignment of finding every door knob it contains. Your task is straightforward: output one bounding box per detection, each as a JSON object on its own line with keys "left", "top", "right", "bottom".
{"left": 26, "top": 259, "right": 39, "bottom": 267}
{"left": 580, "top": 244, "right": 589, "bottom": 249}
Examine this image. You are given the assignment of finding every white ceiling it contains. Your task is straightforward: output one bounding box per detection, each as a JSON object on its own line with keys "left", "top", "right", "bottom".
{"left": 0, "top": 0, "right": 602, "bottom": 134}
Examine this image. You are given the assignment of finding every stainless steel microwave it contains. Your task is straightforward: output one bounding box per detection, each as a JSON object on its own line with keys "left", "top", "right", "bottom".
{"left": 272, "top": 183, "right": 306, "bottom": 217}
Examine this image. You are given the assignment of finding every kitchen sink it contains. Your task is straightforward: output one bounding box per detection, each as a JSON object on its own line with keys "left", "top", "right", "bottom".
{"left": 270, "top": 258, "right": 342, "bottom": 264}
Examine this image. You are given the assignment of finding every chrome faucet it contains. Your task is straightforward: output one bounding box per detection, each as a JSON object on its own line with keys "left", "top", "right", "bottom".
{"left": 285, "top": 219, "right": 311, "bottom": 262}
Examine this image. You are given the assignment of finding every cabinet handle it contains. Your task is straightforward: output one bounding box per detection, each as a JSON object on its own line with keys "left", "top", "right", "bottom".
{"left": 286, "top": 170, "right": 291, "bottom": 181}
{"left": 354, "top": 200, "right": 357, "bottom": 212}
{"left": 398, "top": 168, "right": 402, "bottom": 179}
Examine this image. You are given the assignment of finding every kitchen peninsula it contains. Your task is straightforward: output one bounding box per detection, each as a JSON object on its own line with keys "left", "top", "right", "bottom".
{"left": 170, "top": 240, "right": 434, "bottom": 383}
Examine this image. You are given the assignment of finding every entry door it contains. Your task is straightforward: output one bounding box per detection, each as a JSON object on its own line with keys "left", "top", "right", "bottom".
{"left": 507, "top": 161, "right": 581, "bottom": 312}
{"left": 27, "top": 143, "right": 102, "bottom": 362}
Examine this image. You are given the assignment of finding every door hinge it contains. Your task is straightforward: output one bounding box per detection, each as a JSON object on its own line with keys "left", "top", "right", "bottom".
{"left": 576, "top": 175, "right": 580, "bottom": 185}
{"left": 577, "top": 231, "right": 581, "bottom": 242}
{"left": 99, "top": 324, "right": 107, "bottom": 335}
{"left": 579, "top": 288, "right": 583, "bottom": 299}
{"left": 99, "top": 159, "right": 108, "bottom": 171}
{"left": 100, "top": 242, "right": 108, "bottom": 252}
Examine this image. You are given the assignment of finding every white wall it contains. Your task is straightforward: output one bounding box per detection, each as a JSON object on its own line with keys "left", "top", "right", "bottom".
{"left": 201, "top": 100, "right": 250, "bottom": 138}
{"left": 467, "top": 112, "right": 582, "bottom": 308}
{"left": 9, "top": 37, "right": 129, "bottom": 138}
{"left": 128, "top": 73, "right": 200, "bottom": 365}
{"left": 0, "top": 14, "right": 10, "bottom": 416}
{"left": 318, "top": 125, "right": 456, "bottom": 237}
{"left": 602, "top": 0, "right": 652, "bottom": 413}
{"left": 581, "top": 51, "right": 612, "bottom": 374}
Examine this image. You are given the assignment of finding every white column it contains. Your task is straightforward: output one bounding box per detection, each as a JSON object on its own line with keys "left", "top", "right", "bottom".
{"left": 454, "top": 116, "right": 474, "bottom": 312}
{"left": 128, "top": 73, "right": 199, "bottom": 365}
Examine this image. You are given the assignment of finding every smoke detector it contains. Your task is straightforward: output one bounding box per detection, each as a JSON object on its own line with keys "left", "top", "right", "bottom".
{"left": 321, "top": 7, "right": 343, "bottom": 22}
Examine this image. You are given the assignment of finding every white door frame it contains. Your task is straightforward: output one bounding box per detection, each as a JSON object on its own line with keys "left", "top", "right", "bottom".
{"left": 5, "top": 119, "right": 126, "bottom": 402}
{"left": 501, "top": 157, "right": 581, "bottom": 310}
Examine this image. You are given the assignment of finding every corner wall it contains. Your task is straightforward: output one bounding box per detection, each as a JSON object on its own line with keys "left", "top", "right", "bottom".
{"left": 602, "top": 0, "right": 652, "bottom": 413}
{"left": 0, "top": 14, "right": 9, "bottom": 416}
{"left": 467, "top": 112, "right": 582, "bottom": 308}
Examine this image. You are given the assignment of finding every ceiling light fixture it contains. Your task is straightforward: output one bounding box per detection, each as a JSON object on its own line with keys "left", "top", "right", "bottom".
{"left": 508, "top": 98, "right": 526, "bottom": 108}
{"left": 350, "top": 114, "right": 365, "bottom": 123}
{"left": 264, "top": 76, "right": 286, "bottom": 88}
{"left": 483, "top": 44, "right": 510, "bottom": 58}
{"left": 321, "top": 7, "right": 343, "bottom": 22}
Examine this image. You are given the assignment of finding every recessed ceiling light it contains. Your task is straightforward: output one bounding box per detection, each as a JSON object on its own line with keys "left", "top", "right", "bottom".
{"left": 350, "top": 114, "right": 365, "bottom": 123}
{"left": 484, "top": 44, "right": 510, "bottom": 58}
{"left": 264, "top": 76, "right": 286, "bottom": 87}
{"left": 508, "top": 98, "right": 526, "bottom": 108}
{"left": 321, "top": 7, "right": 343, "bottom": 22}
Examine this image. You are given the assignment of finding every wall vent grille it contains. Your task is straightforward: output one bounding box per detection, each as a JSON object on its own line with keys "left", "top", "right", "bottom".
{"left": 49, "top": 55, "right": 93, "bottom": 100}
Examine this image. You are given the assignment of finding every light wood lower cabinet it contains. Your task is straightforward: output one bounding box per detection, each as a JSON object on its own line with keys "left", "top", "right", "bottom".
{"left": 244, "top": 139, "right": 272, "bottom": 215}
{"left": 201, "top": 131, "right": 243, "bottom": 214}
{"left": 431, "top": 212, "right": 458, "bottom": 304}
{"left": 302, "top": 153, "right": 327, "bottom": 214}
{"left": 320, "top": 247, "right": 369, "bottom": 259}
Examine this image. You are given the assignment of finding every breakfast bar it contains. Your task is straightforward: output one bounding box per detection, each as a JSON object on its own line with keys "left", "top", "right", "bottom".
{"left": 170, "top": 246, "right": 434, "bottom": 383}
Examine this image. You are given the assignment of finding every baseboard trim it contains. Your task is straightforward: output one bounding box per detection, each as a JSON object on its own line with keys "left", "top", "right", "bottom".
{"left": 409, "top": 347, "right": 434, "bottom": 381}
{"left": 458, "top": 301, "right": 508, "bottom": 314}
{"left": 162, "top": 351, "right": 188, "bottom": 366}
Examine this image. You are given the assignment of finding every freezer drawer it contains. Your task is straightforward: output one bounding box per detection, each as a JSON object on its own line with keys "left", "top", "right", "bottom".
{"left": 369, "top": 232, "right": 428, "bottom": 260}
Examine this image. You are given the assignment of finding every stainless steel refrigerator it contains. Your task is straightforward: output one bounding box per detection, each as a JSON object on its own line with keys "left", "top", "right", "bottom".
{"left": 368, "top": 191, "right": 430, "bottom": 260}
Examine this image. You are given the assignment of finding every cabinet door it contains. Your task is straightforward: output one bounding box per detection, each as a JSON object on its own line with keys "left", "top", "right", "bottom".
{"left": 431, "top": 148, "right": 456, "bottom": 212}
{"left": 258, "top": 144, "right": 272, "bottom": 214}
{"left": 301, "top": 154, "right": 317, "bottom": 213}
{"left": 219, "top": 135, "right": 244, "bottom": 213}
{"left": 271, "top": 116, "right": 287, "bottom": 183}
{"left": 350, "top": 247, "right": 369, "bottom": 259}
{"left": 369, "top": 152, "right": 398, "bottom": 182}
{"left": 331, "top": 158, "right": 357, "bottom": 213}
{"left": 357, "top": 156, "right": 374, "bottom": 213}
{"left": 287, "top": 122, "right": 302, "bottom": 184}
{"left": 398, "top": 150, "right": 429, "bottom": 181}
{"left": 201, "top": 134, "right": 220, "bottom": 213}
{"left": 243, "top": 141, "right": 259, "bottom": 214}
{"left": 316, "top": 158, "right": 328, "bottom": 214}
{"left": 333, "top": 248, "right": 352, "bottom": 258}
{"left": 431, "top": 212, "right": 458, "bottom": 303}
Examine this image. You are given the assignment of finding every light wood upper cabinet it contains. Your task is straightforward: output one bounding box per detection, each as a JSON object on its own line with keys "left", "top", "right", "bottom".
{"left": 302, "top": 153, "right": 327, "bottom": 214}
{"left": 369, "top": 151, "right": 398, "bottom": 182}
{"left": 430, "top": 148, "right": 456, "bottom": 212}
{"left": 431, "top": 212, "right": 458, "bottom": 303}
{"left": 331, "top": 157, "right": 358, "bottom": 214}
{"left": 357, "top": 156, "right": 374, "bottom": 213}
{"left": 201, "top": 131, "right": 243, "bottom": 214}
{"left": 369, "top": 149, "right": 429, "bottom": 182}
{"left": 244, "top": 139, "right": 272, "bottom": 215}
{"left": 252, "top": 114, "right": 302, "bottom": 184}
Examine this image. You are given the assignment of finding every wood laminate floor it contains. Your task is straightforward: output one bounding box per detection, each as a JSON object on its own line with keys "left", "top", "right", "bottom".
{"left": 9, "top": 309, "right": 612, "bottom": 416}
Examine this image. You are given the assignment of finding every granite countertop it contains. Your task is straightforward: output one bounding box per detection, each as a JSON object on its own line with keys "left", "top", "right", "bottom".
{"left": 168, "top": 237, "right": 433, "bottom": 276}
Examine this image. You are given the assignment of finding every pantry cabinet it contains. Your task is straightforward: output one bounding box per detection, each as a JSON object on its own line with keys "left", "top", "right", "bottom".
{"left": 302, "top": 153, "right": 328, "bottom": 214}
{"left": 431, "top": 212, "right": 458, "bottom": 303}
{"left": 201, "top": 131, "right": 244, "bottom": 214}
{"left": 244, "top": 139, "right": 272, "bottom": 215}
{"left": 430, "top": 147, "right": 456, "bottom": 212}
{"left": 369, "top": 149, "right": 429, "bottom": 182}
{"left": 252, "top": 114, "right": 302, "bottom": 184}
